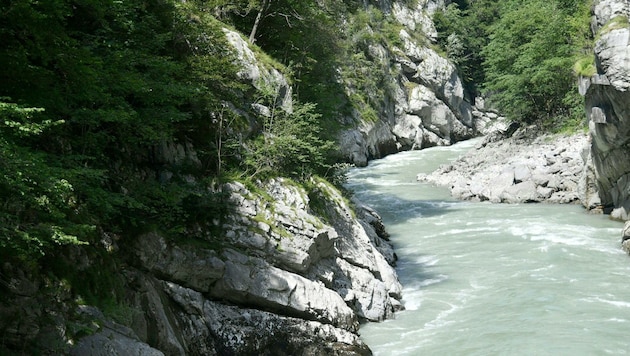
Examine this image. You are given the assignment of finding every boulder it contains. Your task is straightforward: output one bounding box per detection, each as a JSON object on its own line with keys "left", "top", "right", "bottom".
{"left": 622, "top": 220, "right": 630, "bottom": 254}
{"left": 70, "top": 306, "right": 166, "bottom": 356}
{"left": 501, "top": 180, "right": 539, "bottom": 204}
{"left": 134, "top": 232, "right": 225, "bottom": 293}
{"left": 70, "top": 327, "right": 164, "bottom": 356}
{"left": 210, "top": 249, "right": 358, "bottom": 330}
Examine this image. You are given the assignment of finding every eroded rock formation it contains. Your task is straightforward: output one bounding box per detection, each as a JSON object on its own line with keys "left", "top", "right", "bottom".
{"left": 113, "top": 179, "right": 401, "bottom": 354}
{"left": 0, "top": 22, "right": 404, "bottom": 355}
{"left": 583, "top": 0, "right": 630, "bottom": 220}
{"left": 338, "top": 0, "right": 500, "bottom": 167}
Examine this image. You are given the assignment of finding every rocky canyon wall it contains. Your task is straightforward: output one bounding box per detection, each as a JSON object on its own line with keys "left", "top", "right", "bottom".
{"left": 338, "top": 0, "right": 500, "bottom": 167}
{"left": 583, "top": 0, "right": 630, "bottom": 220}
{"left": 0, "top": 25, "right": 404, "bottom": 355}
{"left": 0, "top": 2, "right": 499, "bottom": 354}
{"left": 68, "top": 179, "right": 402, "bottom": 355}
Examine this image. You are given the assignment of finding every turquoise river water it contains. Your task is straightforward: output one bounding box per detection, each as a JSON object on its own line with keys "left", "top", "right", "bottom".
{"left": 348, "top": 139, "right": 630, "bottom": 355}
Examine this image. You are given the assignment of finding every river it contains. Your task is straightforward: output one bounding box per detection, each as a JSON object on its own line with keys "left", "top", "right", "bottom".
{"left": 347, "top": 139, "right": 630, "bottom": 355}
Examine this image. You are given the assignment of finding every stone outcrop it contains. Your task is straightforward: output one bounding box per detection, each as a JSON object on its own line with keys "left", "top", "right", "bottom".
{"left": 418, "top": 127, "right": 592, "bottom": 205}
{"left": 81, "top": 179, "right": 400, "bottom": 355}
{"left": 583, "top": 0, "right": 630, "bottom": 220}
{"left": 622, "top": 220, "right": 630, "bottom": 253}
{"left": 223, "top": 28, "right": 292, "bottom": 113}
{"left": 100, "top": 179, "right": 402, "bottom": 355}
{"left": 338, "top": 0, "right": 500, "bottom": 166}
{"left": 0, "top": 178, "right": 401, "bottom": 355}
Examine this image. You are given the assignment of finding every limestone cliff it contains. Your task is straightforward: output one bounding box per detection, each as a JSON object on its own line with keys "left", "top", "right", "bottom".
{"left": 583, "top": 0, "right": 630, "bottom": 220}
{"left": 338, "top": 0, "right": 500, "bottom": 166}
{"left": 68, "top": 179, "right": 402, "bottom": 355}
{"left": 0, "top": 2, "right": 496, "bottom": 353}
{"left": 0, "top": 24, "right": 402, "bottom": 355}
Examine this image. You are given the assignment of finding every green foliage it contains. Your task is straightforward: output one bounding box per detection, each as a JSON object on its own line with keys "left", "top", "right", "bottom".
{"left": 0, "top": 0, "right": 249, "bottom": 263}
{"left": 241, "top": 94, "right": 336, "bottom": 180}
{"left": 0, "top": 101, "right": 91, "bottom": 261}
{"left": 479, "top": 0, "right": 591, "bottom": 126}
{"left": 45, "top": 247, "right": 137, "bottom": 329}
{"left": 435, "top": 0, "right": 592, "bottom": 129}
{"left": 573, "top": 55, "right": 597, "bottom": 77}
{"left": 333, "top": 5, "right": 405, "bottom": 125}
{"left": 433, "top": 0, "right": 501, "bottom": 94}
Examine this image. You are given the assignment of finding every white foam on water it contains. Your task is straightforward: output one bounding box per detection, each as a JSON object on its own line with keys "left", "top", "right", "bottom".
{"left": 607, "top": 318, "right": 628, "bottom": 323}
{"left": 423, "top": 304, "right": 459, "bottom": 330}
{"left": 361, "top": 177, "right": 418, "bottom": 187}
{"left": 354, "top": 141, "right": 626, "bottom": 355}
{"left": 400, "top": 292, "right": 423, "bottom": 311}
{"left": 582, "top": 296, "right": 630, "bottom": 308}
{"left": 413, "top": 255, "right": 440, "bottom": 266}
{"left": 418, "top": 275, "right": 449, "bottom": 288}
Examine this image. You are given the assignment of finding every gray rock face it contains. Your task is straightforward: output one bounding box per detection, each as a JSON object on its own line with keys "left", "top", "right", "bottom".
{"left": 338, "top": 1, "right": 501, "bottom": 166}
{"left": 584, "top": 0, "right": 630, "bottom": 220}
{"left": 12, "top": 176, "right": 400, "bottom": 355}
{"left": 110, "top": 178, "right": 401, "bottom": 354}
{"left": 223, "top": 28, "right": 292, "bottom": 112}
{"left": 163, "top": 283, "right": 372, "bottom": 356}
{"left": 70, "top": 307, "right": 165, "bottom": 356}
{"left": 392, "top": 1, "right": 439, "bottom": 40}
{"left": 418, "top": 128, "right": 590, "bottom": 205}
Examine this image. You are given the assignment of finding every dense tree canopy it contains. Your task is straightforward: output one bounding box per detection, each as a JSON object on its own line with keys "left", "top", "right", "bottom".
{"left": 0, "top": 0, "right": 339, "bottom": 263}
{"left": 434, "top": 0, "right": 592, "bottom": 128}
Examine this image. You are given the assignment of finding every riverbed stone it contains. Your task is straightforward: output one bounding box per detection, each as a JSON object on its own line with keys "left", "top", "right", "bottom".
{"left": 513, "top": 165, "right": 532, "bottom": 183}
{"left": 419, "top": 129, "right": 589, "bottom": 205}
{"left": 501, "top": 180, "right": 539, "bottom": 203}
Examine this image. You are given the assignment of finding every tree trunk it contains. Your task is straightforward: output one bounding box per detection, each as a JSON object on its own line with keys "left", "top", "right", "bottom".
{"left": 248, "top": 0, "right": 270, "bottom": 43}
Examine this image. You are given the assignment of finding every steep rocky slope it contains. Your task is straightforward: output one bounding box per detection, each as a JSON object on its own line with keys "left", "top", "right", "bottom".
{"left": 338, "top": 0, "right": 499, "bottom": 166}
{"left": 67, "top": 179, "right": 401, "bottom": 355}
{"left": 0, "top": 22, "right": 406, "bottom": 355}
{"left": 2, "top": 178, "right": 400, "bottom": 355}
{"left": 0, "top": 1, "right": 496, "bottom": 354}
{"left": 582, "top": 0, "right": 630, "bottom": 221}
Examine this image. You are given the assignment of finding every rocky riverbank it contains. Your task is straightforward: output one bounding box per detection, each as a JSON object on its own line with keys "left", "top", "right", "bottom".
{"left": 1, "top": 178, "right": 402, "bottom": 355}
{"left": 417, "top": 127, "right": 600, "bottom": 207}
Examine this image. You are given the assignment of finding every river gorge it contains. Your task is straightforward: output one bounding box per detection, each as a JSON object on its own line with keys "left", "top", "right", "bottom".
{"left": 2, "top": 0, "right": 630, "bottom": 353}
{"left": 350, "top": 139, "right": 629, "bottom": 355}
